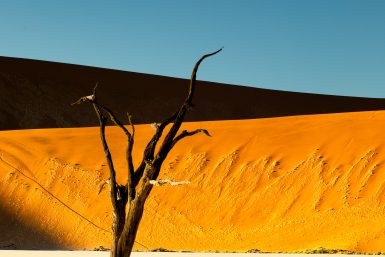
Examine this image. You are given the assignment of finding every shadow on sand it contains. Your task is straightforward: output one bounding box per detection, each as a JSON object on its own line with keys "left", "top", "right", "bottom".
{"left": 1, "top": 56, "right": 385, "bottom": 130}
{"left": 0, "top": 202, "right": 64, "bottom": 250}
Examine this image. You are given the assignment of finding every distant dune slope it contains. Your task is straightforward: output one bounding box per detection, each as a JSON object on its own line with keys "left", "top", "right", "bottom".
{"left": 1, "top": 111, "right": 385, "bottom": 252}
{"left": 1, "top": 56, "right": 385, "bottom": 130}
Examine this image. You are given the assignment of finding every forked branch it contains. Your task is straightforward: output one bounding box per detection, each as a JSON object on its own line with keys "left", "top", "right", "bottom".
{"left": 133, "top": 48, "right": 223, "bottom": 186}
{"left": 147, "top": 48, "right": 222, "bottom": 182}
{"left": 92, "top": 101, "right": 120, "bottom": 207}
{"left": 171, "top": 129, "right": 211, "bottom": 149}
{"left": 73, "top": 48, "right": 222, "bottom": 257}
{"left": 71, "top": 85, "right": 135, "bottom": 199}
{"left": 132, "top": 111, "right": 179, "bottom": 186}
{"left": 156, "top": 48, "right": 222, "bottom": 159}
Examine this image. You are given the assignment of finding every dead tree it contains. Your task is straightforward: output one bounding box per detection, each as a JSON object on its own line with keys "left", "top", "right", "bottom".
{"left": 72, "top": 48, "right": 222, "bottom": 257}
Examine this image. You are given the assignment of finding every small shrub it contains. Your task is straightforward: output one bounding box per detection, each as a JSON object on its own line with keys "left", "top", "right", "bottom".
{"left": 246, "top": 249, "right": 262, "bottom": 253}
{"left": 151, "top": 248, "right": 175, "bottom": 252}
{"left": 302, "top": 247, "right": 355, "bottom": 254}
{"left": 94, "top": 245, "right": 108, "bottom": 251}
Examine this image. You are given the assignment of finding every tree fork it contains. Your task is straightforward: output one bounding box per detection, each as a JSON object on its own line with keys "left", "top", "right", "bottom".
{"left": 72, "top": 48, "right": 222, "bottom": 257}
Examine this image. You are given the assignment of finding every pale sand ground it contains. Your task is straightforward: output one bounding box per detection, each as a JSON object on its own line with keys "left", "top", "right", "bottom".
{"left": 2, "top": 111, "right": 385, "bottom": 252}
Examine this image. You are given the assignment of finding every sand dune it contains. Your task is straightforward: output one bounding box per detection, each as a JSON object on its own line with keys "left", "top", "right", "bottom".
{"left": 2, "top": 56, "right": 385, "bottom": 130}
{"left": 1, "top": 110, "right": 385, "bottom": 252}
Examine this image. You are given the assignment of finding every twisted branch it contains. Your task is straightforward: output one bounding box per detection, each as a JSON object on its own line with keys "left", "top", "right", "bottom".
{"left": 171, "top": 129, "right": 211, "bottom": 149}
{"left": 72, "top": 85, "right": 135, "bottom": 197}
{"left": 149, "top": 48, "right": 223, "bottom": 181}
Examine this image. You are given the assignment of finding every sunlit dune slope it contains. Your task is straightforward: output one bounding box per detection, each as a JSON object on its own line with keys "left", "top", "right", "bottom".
{"left": 1, "top": 111, "right": 385, "bottom": 252}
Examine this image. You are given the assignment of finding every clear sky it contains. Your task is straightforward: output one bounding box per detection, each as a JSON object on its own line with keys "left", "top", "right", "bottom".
{"left": 1, "top": 0, "right": 384, "bottom": 98}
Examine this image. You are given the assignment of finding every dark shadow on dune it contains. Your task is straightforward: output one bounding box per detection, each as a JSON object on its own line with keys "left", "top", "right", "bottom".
{"left": 0, "top": 202, "right": 64, "bottom": 250}
{"left": 1, "top": 56, "right": 385, "bottom": 130}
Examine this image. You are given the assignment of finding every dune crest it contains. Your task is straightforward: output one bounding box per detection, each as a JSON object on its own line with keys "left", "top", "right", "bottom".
{"left": 2, "top": 56, "right": 385, "bottom": 130}
{"left": 1, "top": 111, "right": 385, "bottom": 252}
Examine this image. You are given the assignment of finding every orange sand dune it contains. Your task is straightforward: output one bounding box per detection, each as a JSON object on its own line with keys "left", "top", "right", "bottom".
{"left": 1, "top": 111, "right": 385, "bottom": 252}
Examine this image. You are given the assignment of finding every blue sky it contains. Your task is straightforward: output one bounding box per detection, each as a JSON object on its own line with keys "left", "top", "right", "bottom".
{"left": 1, "top": 0, "right": 384, "bottom": 97}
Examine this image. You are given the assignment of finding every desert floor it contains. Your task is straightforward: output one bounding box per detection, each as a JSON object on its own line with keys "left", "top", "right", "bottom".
{"left": 2, "top": 111, "right": 385, "bottom": 253}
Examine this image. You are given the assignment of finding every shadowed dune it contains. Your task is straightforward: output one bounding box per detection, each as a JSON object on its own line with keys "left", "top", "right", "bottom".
{"left": 0, "top": 135, "right": 111, "bottom": 250}
{"left": 1, "top": 56, "right": 385, "bottom": 130}
{"left": 1, "top": 111, "right": 385, "bottom": 252}
{"left": 0, "top": 202, "right": 62, "bottom": 250}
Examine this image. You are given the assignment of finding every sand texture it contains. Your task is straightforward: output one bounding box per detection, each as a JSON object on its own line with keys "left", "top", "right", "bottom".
{"left": 1, "top": 111, "right": 385, "bottom": 252}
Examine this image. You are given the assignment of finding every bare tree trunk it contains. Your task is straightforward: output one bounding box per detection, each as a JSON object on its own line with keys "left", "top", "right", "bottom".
{"left": 72, "top": 48, "right": 222, "bottom": 257}
{"left": 117, "top": 182, "right": 153, "bottom": 257}
{"left": 111, "top": 197, "right": 127, "bottom": 257}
